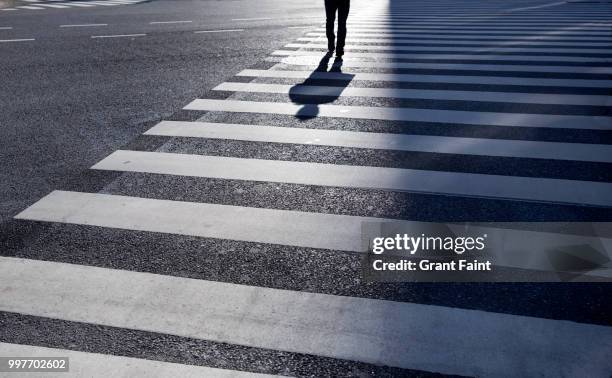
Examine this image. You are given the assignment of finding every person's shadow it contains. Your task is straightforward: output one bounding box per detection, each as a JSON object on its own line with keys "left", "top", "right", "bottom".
{"left": 288, "top": 54, "right": 355, "bottom": 120}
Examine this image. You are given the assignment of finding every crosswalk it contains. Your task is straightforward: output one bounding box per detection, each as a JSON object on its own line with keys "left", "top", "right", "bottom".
{"left": 1, "top": 0, "right": 147, "bottom": 11}
{"left": 3, "top": 0, "right": 612, "bottom": 376}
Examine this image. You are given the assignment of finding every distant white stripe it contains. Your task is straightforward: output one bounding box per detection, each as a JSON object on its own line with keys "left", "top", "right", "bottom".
{"left": 344, "top": 22, "right": 612, "bottom": 31}
{"left": 349, "top": 17, "right": 612, "bottom": 21}
{"left": 0, "top": 27, "right": 13, "bottom": 29}
{"left": 275, "top": 55, "right": 612, "bottom": 75}
{"left": 91, "top": 34, "right": 146, "bottom": 38}
{"left": 150, "top": 20, "right": 192, "bottom": 24}
{"left": 214, "top": 81, "right": 611, "bottom": 106}
{"left": 347, "top": 18, "right": 612, "bottom": 23}
{"left": 237, "top": 69, "right": 611, "bottom": 89}
{"left": 0, "top": 38, "right": 35, "bottom": 43}
{"left": 336, "top": 26, "right": 612, "bottom": 36}
{"left": 92, "top": 151, "right": 612, "bottom": 207}
{"left": 306, "top": 31, "right": 612, "bottom": 42}
{"left": 286, "top": 42, "right": 612, "bottom": 55}
{"left": 313, "top": 27, "right": 612, "bottom": 36}
{"left": 351, "top": 20, "right": 612, "bottom": 24}
{"left": 194, "top": 29, "right": 244, "bottom": 33}
{"left": 352, "top": 12, "right": 612, "bottom": 16}
{"left": 35, "top": 3, "right": 69, "bottom": 8}
{"left": 344, "top": 25, "right": 612, "bottom": 34}
{"left": 0, "top": 343, "right": 275, "bottom": 378}
{"left": 2, "top": 256, "right": 612, "bottom": 377}
{"left": 60, "top": 23, "right": 108, "bottom": 27}
{"left": 298, "top": 36, "right": 612, "bottom": 47}
{"left": 232, "top": 17, "right": 272, "bottom": 21}
{"left": 272, "top": 49, "right": 612, "bottom": 63}
{"left": 347, "top": 16, "right": 612, "bottom": 20}
{"left": 347, "top": 19, "right": 612, "bottom": 26}
{"left": 146, "top": 121, "right": 612, "bottom": 163}
{"left": 184, "top": 99, "right": 611, "bottom": 130}
{"left": 56, "top": 3, "right": 95, "bottom": 7}
{"left": 506, "top": 1, "right": 566, "bottom": 12}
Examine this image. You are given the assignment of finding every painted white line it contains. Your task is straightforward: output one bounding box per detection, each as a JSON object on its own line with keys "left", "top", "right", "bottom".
{"left": 343, "top": 16, "right": 612, "bottom": 21}
{"left": 2, "top": 256, "right": 612, "bottom": 377}
{"left": 214, "top": 81, "right": 610, "bottom": 106}
{"left": 15, "top": 190, "right": 379, "bottom": 251}
{"left": 91, "top": 33, "right": 146, "bottom": 38}
{"left": 53, "top": 2, "right": 94, "bottom": 7}
{"left": 0, "top": 38, "right": 35, "bottom": 43}
{"left": 339, "top": 26, "right": 612, "bottom": 36}
{"left": 506, "top": 1, "right": 566, "bottom": 12}
{"left": 286, "top": 42, "right": 612, "bottom": 55}
{"left": 344, "top": 22, "right": 612, "bottom": 32}
{"left": 345, "top": 14, "right": 612, "bottom": 19}
{"left": 60, "top": 23, "right": 108, "bottom": 28}
{"left": 0, "top": 343, "right": 276, "bottom": 378}
{"left": 346, "top": 20, "right": 612, "bottom": 26}
{"left": 237, "top": 68, "right": 611, "bottom": 89}
{"left": 145, "top": 121, "right": 612, "bottom": 163}
{"left": 298, "top": 36, "right": 612, "bottom": 47}
{"left": 194, "top": 29, "right": 244, "bottom": 33}
{"left": 306, "top": 31, "right": 612, "bottom": 42}
{"left": 345, "top": 23, "right": 612, "bottom": 30}
{"left": 35, "top": 3, "right": 69, "bottom": 8}
{"left": 92, "top": 150, "right": 612, "bottom": 207}
{"left": 0, "top": 27, "right": 13, "bottom": 30}
{"left": 184, "top": 99, "right": 612, "bottom": 130}
{"left": 231, "top": 17, "right": 272, "bottom": 21}
{"left": 352, "top": 14, "right": 611, "bottom": 18}
{"left": 275, "top": 56, "right": 612, "bottom": 75}
{"left": 272, "top": 49, "right": 612, "bottom": 63}
{"left": 312, "top": 27, "right": 612, "bottom": 37}
{"left": 150, "top": 20, "right": 193, "bottom": 24}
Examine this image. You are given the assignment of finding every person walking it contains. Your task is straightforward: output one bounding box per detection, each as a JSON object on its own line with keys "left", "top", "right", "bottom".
{"left": 325, "top": 0, "right": 350, "bottom": 58}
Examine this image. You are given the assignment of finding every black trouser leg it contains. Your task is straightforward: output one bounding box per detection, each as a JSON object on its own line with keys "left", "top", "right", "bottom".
{"left": 324, "top": 0, "right": 338, "bottom": 52}
{"left": 336, "top": 0, "right": 350, "bottom": 55}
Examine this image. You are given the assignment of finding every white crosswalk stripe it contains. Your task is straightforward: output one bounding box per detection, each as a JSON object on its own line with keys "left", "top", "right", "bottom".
{"left": 272, "top": 55, "right": 612, "bottom": 74}
{"left": 315, "top": 26, "right": 612, "bottom": 36}
{"left": 0, "top": 343, "right": 276, "bottom": 378}
{"left": 6, "top": 0, "right": 612, "bottom": 376}
{"left": 87, "top": 150, "right": 612, "bottom": 206}
{"left": 6, "top": 0, "right": 147, "bottom": 11}
{"left": 235, "top": 68, "right": 612, "bottom": 88}
{"left": 272, "top": 49, "right": 612, "bottom": 62}
{"left": 298, "top": 36, "right": 612, "bottom": 47}
{"left": 145, "top": 121, "right": 612, "bottom": 163}
{"left": 2, "top": 256, "right": 612, "bottom": 377}
{"left": 306, "top": 31, "right": 612, "bottom": 41}
{"left": 213, "top": 81, "right": 611, "bottom": 105}
{"left": 184, "top": 98, "right": 611, "bottom": 129}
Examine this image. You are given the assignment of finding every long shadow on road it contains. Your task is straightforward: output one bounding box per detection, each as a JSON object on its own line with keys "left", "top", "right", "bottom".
{"left": 288, "top": 53, "right": 355, "bottom": 120}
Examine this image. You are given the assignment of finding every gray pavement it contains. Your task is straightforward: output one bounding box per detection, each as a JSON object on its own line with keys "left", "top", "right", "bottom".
{"left": 1, "top": 0, "right": 612, "bottom": 376}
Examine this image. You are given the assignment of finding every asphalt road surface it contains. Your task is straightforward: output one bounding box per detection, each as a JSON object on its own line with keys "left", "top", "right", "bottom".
{"left": 1, "top": 0, "right": 612, "bottom": 376}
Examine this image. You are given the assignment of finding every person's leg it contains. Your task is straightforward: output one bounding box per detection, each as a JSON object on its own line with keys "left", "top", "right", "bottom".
{"left": 324, "top": 0, "right": 337, "bottom": 53}
{"left": 336, "top": 0, "right": 350, "bottom": 56}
